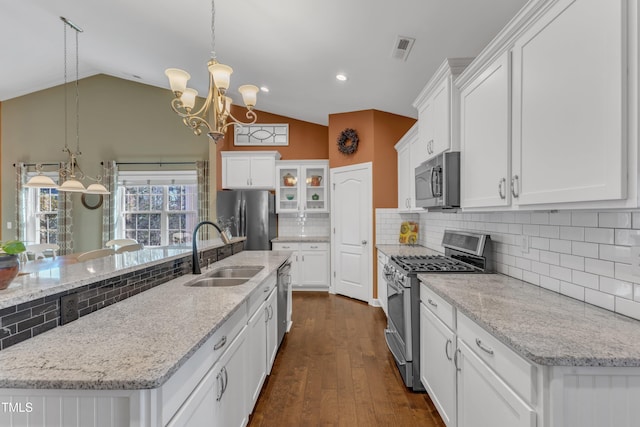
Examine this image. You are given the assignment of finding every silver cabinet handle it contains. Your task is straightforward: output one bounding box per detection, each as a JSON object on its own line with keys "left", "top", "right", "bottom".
{"left": 265, "top": 306, "right": 269, "bottom": 323}
{"left": 216, "top": 368, "right": 224, "bottom": 401}
{"left": 475, "top": 338, "right": 495, "bottom": 355}
{"left": 511, "top": 175, "right": 520, "bottom": 198}
{"left": 498, "top": 178, "right": 506, "bottom": 199}
{"left": 301, "top": 255, "right": 305, "bottom": 262}
{"left": 427, "top": 298, "right": 438, "bottom": 308}
{"left": 282, "top": 245, "right": 290, "bottom": 249}
{"left": 213, "top": 335, "right": 227, "bottom": 351}
{"left": 310, "top": 245, "right": 318, "bottom": 249}
{"left": 454, "top": 348, "right": 461, "bottom": 371}
{"left": 247, "top": 178, "right": 250, "bottom": 186}
{"left": 445, "top": 339, "right": 452, "bottom": 361}
{"left": 264, "top": 286, "right": 270, "bottom": 293}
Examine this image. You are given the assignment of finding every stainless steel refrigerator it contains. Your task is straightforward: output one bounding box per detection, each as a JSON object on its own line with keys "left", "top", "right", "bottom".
{"left": 216, "top": 190, "right": 276, "bottom": 250}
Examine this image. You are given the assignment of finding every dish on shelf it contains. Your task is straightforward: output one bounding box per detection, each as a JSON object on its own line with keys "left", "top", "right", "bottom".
{"left": 286, "top": 194, "right": 295, "bottom": 200}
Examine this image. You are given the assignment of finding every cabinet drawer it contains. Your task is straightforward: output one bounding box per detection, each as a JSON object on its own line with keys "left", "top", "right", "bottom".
{"left": 457, "top": 312, "right": 536, "bottom": 404}
{"left": 247, "top": 276, "right": 277, "bottom": 317}
{"left": 420, "top": 282, "right": 454, "bottom": 330}
{"left": 377, "top": 251, "right": 388, "bottom": 264}
{"left": 161, "top": 304, "right": 247, "bottom": 423}
{"left": 272, "top": 242, "right": 298, "bottom": 251}
{"left": 300, "top": 242, "right": 327, "bottom": 251}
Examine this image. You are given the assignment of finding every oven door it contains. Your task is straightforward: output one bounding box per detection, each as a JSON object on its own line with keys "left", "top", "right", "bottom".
{"left": 385, "top": 272, "right": 412, "bottom": 361}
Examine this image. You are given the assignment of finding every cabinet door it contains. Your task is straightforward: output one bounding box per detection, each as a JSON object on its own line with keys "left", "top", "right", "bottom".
{"left": 249, "top": 157, "right": 276, "bottom": 188}
{"left": 299, "top": 247, "right": 328, "bottom": 288}
{"left": 417, "top": 100, "right": 432, "bottom": 164}
{"left": 166, "top": 362, "right": 220, "bottom": 427}
{"left": 246, "top": 301, "right": 267, "bottom": 412}
{"left": 457, "top": 340, "right": 535, "bottom": 427}
{"left": 276, "top": 166, "right": 300, "bottom": 213}
{"left": 460, "top": 51, "right": 511, "bottom": 209}
{"left": 266, "top": 287, "right": 279, "bottom": 373}
{"left": 377, "top": 252, "right": 388, "bottom": 317}
{"left": 217, "top": 327, "right": 248, "bottom": 427}
{"left": 511, "top": 0, "right": 625, "bottom": 205}
{"left": 420, "top": 304, "right": 456, "bottom": 427}
{"left": 397, "top": 143, "right": 412, "bottom": 210}
{"left": 302, "top": 164, "right": 328, "bottom": 212}
{"left": 429, "top": 79, "right": 451, "bottom": 159}
{"left": 224, "top": 157, "right": 252, "bottom": 189}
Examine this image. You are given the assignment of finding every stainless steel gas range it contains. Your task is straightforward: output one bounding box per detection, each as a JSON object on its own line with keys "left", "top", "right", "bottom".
{"left": 383, "top": 230, "right": 493, "bottom": 391}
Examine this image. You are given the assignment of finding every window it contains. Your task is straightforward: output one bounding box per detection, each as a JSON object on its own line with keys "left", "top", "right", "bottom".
{"left": 25, "top": 173, "right": 59, "bottom": 244}
{"left": 117, "top": 171, "right": 198, "bottom": 247}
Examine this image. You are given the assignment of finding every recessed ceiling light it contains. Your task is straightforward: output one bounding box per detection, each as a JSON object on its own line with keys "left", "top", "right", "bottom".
{"left": 336, "top": 74, "right": 348, "bottom": 81}
{"left": 260, "top": 86, "right": 269, "bottom": 92}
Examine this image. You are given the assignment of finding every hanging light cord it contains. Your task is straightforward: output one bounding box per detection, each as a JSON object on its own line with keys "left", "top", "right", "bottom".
{"left": 74, "top": 28, "right": 80, "bottom": 155}
{"left": 210, "top": 0, "right": 216, "bottom": 60}
{"left": 63, "top": 21, "right": 68, "bottom": 152}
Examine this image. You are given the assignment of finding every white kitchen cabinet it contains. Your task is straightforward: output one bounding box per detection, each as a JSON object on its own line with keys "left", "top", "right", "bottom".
{"left": 420, "top": 303, "right": 456, "bottom": 427}
{"left": 221, "top": 151, "right": 281, "bottom": 189}
{"left": 376, "top": 250, "right": 388, "bottom": 316}
{"left": 275, "top": 160, "right": 329, "bottom": 213}
{"left": 459, "top": 51, "right": 511, "bottom": 209}
{"left": 413, "top": 58, "right": 473, "bottom": 161}
{"left": 395, "top": 124, "right": 418, "bottom": 211}
{"left": 265, "top": 286, "right": 278, "bottom": 373}
{"left": 272, "top": 242, "right": 329, "bottom": 290}
{"left": 457, "top": 0, "right": 637, "bottom": 211}
{"left": 246, "top": 299, "right": 268, "bottom": 411}
{"left": 457, "top": 339, "right": 536, "bottom": 427}
{"left": 511, "top": 0, "right": 626, "bottom": 206}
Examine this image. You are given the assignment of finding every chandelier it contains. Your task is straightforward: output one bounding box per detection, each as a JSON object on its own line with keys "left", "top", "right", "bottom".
{"left": 165, "top": 0, "right": 259, "bottom": 143}
{"left": 25, "top": 17, "right": 109, "bottom": 194}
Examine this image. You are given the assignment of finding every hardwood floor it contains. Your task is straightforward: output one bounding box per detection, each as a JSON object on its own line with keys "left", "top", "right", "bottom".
{"left": 248, "top": 292, "right": 446, "bottom": 427}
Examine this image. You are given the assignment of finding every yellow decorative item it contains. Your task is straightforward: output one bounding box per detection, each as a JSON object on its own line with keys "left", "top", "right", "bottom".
{"left": 399, "top": 221, "right": 419, "bottom": 245}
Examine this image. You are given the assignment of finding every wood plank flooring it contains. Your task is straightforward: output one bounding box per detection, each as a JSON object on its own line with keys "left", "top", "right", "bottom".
{"left": 248, "top": 292, "right": 446, "bottom": 427}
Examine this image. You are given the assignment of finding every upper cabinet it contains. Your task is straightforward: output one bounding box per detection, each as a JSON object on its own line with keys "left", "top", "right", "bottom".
{"left": 275, "top": 160, "right": 329, "bottom": 213}
{"left": 413, "top": 58, "right": 474, "bottom": 161}
{"left": 456, "top": 0, "right": 638, "bottom": 210}
{"left": 395, "top": 124, "right": 419, "bottom": 211}
{"left": 221, "top": 151, "right": 281, "bottom": 190}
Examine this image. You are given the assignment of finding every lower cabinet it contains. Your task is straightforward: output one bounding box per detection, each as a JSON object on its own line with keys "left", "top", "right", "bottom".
{"left": 456, "top": 339, "right": 535, "bottom": 427}
{"left": 247, "top": 300, "right": 268, "bottom": 411}
{"left": 266, "top": 287, "right": 278, "bottom": 373}
{"left": 377, "top": 251, "right": 388, "bottom": 316}
{"left": 420, "top": 303, "right": 456, "bottom": 427}
{"left": 168, "top": 326, "right": 247, "bottom": 427}
{"left": 272, "top": 242, "right": 329, "bottom": 290}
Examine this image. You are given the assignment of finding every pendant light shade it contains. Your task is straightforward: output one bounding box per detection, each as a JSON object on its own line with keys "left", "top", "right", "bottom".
{"left": 58, "top": 178, "right": 86, "bottom": 192}
{"left": 24, "top": 174, "right": 57, "bottom": 188}
{"left": 85, "top": 183, "right": 110, "bottom": 194}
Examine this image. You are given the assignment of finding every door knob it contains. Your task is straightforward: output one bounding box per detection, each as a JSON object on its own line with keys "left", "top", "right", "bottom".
{"left": 362, "top": 240, "right": 368, "bottom": 245}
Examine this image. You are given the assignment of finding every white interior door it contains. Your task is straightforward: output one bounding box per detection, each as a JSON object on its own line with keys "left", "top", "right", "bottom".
{"left": 330, "top": 162, "right": 372, "bottom": 303}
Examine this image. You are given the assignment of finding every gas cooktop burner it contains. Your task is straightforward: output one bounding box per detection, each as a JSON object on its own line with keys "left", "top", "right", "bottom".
{"left": 390, "top": 255, "right": 479, "bottom": 273}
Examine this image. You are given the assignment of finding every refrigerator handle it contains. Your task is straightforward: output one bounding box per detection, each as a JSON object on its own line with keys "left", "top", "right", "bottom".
{"left": 241, "top": 200, "right": 247, "bottom": 237}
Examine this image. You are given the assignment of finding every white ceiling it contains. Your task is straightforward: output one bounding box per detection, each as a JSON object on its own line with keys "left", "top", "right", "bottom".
{"left": 0, "top": 0, "right": 527, "bottom": 126}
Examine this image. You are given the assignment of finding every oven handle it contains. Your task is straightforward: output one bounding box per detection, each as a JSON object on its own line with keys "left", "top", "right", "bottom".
{"left": 384, "top": 329, "right": 406, "bottom": 366}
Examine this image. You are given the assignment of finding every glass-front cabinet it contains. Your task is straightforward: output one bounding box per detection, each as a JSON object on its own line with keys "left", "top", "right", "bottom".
{"left": 276, "top": 160, "right": 329, "bottom": 213}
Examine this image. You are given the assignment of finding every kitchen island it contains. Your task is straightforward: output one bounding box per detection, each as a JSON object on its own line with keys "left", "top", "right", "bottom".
{"left": 419, "top": 272, "right": 640, "bottom": 427}
{"left": 0, "top": 249, "right": 292, "bottom": 426}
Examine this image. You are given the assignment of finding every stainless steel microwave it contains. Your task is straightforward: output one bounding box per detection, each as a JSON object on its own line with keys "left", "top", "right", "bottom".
{"left": 415, "top": 151, "right": 460, "bottom": 209}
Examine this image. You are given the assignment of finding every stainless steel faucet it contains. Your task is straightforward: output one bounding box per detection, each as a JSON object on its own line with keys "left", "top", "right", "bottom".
{"left": 192, "top": 221, "right": 224, "bottom": 274}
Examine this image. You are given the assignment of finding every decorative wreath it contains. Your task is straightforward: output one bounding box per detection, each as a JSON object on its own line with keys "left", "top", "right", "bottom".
{"left": 337, "top": 128, "right": 359, "bottom": 155}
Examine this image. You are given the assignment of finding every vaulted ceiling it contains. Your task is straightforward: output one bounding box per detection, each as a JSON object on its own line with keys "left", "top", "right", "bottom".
{"left": 0, "top": 0, "right": 527, "bottom": 125}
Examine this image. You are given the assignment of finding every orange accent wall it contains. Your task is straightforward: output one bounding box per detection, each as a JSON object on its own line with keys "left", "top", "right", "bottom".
{"left": 328, "top": 109, "right": 416, "bottom": 298}
{"left": 0, "top": 101, "right": 2, "bottom": 228}
{"left": 215, "top": 105, "right": 328, "bottom": 190}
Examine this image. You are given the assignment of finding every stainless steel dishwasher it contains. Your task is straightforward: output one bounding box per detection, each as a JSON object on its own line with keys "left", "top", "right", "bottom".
{"left": 276, "top": 259, "right": 292, "bottom": 347}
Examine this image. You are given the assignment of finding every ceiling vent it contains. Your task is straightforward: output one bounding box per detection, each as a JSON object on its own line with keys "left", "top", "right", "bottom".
{"left": 391, "top": 36, "right": 415, "bottom": 61}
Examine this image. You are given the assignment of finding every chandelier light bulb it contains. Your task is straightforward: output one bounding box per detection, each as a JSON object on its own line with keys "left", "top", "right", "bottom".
{"left": 165, "top": 68, "right": 191, "bottom": 95}
{"left": 238, "top": 85, "right": 259, "bottom": 109}
{"left": 180, "top": 88, "right": 198, "bottom": 111}
{"left": 209, "top": 63, "right": 233, "bottom": 92}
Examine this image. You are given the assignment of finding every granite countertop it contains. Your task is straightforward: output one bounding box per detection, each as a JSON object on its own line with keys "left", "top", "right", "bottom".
{"left": 272, "top": 236, "right": 330, "bottom": 243}
{"left": 0, "top": 238, "right": 245, "bottom": 310}
{"left": 0, "top": 249, "right": 291, "bottom": 390}
{"left": 419, "top": 273, "right": 640, "bottom": 367}
{"left": 376, "top": 244, "right": 442, "bottom": 257}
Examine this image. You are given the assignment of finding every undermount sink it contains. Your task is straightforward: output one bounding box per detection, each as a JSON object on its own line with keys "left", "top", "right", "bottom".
{"left": 208, "top": 266, "right": 264, "bottom": 278}
{"left": 186, "top": 265, "right": 265, "bottom": 287}
{"left": 188, "top": 277, "right": 250, "bottom": 287}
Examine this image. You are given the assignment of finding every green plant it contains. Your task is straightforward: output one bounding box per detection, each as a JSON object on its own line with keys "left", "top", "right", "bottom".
{"left": 0, "top": 240, "right": 26, "bottom": 255}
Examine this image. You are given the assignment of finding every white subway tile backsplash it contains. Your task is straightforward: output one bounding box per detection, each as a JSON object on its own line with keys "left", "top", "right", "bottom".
{"left": 615, "top": 297, "right": 640, "bottom": 321}
{"left": 599, "top": 212, "right": 632, "bottom": 229}
{"left": 376, "top": 208, "right": 640, "bottom": 320}
{"left": 571, "top": 241, "right": 599, "bottom": 258}
{"left": 560, "top": 226, "right": 585, "bottom": 241}
{"left": 560, "top": 254, "right": 584, "bottom": 271}
{"left": 572, "top": 212, "right": 599, "bottom": 227}
{"left": 560, "top": 281, "right": 585, "bottom": 301}
{"left": 584, "top": 258, "right": 615, "bottom": 278}
{"left": 584, "top": 227, "right": 615, "bottom": 244}
{"left": 585, "top": 289, "right": 615, "bottom": 311}
{"left": 600, "top": 276, "right": 633, "bottom": 299}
